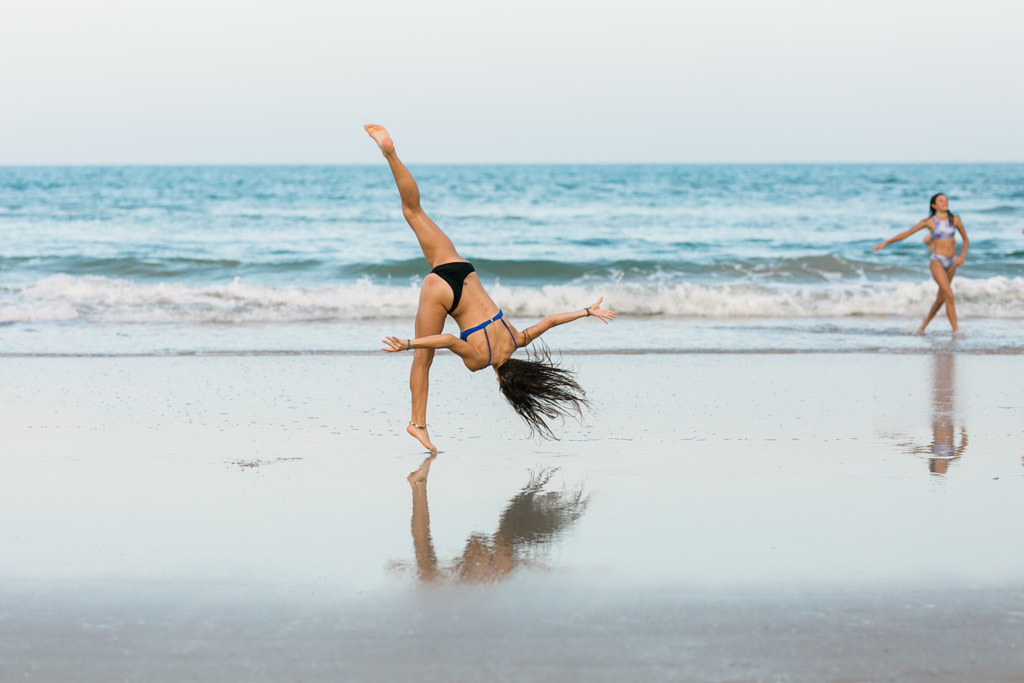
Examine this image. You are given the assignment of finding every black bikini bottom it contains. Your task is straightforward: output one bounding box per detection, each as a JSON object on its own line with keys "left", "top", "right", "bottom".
{"left": 430, "top": 261, "right": 475, "bottom": 313}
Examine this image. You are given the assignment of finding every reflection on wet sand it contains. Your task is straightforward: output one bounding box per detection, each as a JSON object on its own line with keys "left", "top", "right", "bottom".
{"left": 898, "top": 352, "right": 968, "bottom": 475}
{"left": 394, "top": 456, "right": 589, "bottom": 584}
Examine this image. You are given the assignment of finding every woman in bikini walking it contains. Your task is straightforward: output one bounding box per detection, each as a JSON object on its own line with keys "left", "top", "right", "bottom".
{"left": 365, "top": 125, "right": 615, "bottom": 452}
{"left": 873, "top": 192, "right": 969, "bottom": 335}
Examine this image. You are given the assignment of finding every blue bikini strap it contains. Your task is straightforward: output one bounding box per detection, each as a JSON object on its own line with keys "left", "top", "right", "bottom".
{"left": 499, "top": 316, "right": 517, "bottom": 349}
{"left": 459, "top": 310, "right": 504, "bottom": 342}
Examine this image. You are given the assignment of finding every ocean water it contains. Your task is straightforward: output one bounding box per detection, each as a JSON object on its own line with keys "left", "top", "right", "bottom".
{"left": 1, "top": 163, "right": 1022, "bottom": 355}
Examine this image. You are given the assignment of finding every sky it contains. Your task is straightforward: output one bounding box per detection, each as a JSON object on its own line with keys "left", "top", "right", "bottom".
{"left": 2, "top": 0, "right": 1022, "bottom": 164}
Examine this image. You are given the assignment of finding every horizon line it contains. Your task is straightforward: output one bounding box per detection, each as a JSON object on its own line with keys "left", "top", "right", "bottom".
{"left": 3, "top": 160, "right": 1024, "bottom": 168}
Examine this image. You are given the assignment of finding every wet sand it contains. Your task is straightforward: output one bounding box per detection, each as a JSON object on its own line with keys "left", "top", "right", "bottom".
{"left": 2, "top": 352, "right": 1023, "bottom": 681}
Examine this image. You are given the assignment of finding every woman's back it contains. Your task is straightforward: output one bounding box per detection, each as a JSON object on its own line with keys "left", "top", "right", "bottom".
{"left": 451, "top": 275, "right": 518, "bottom": 368}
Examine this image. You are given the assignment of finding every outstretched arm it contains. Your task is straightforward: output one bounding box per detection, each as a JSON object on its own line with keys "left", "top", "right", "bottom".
{"left": 382, "top": 333, "right": 489, "bottom": 371}
{"left": 519, "top": 297, "right": 615, "bottom": 347}
{"left": 873, "top": 218, "right": 931, "bottom": 253}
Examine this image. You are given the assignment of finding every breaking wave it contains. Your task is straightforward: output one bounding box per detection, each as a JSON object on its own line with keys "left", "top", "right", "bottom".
{"left": 4, "top": 273, "right": 1023, "bottom": 324}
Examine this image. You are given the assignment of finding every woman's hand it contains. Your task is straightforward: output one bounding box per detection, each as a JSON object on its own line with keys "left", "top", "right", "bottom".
{"left": 871, "top": 241, "right": 887, "bottom": 253}
{"left": 954, "top": 255, "right": 966, "bottom": 268}
{"left": 923, "top": 233, "right": 934, "bottom": 254}
{"left": 585, "top": 297, "right": 616, "bottom": 324}
{"left": 382, "top": 336, "right": 410, "bottom": 353}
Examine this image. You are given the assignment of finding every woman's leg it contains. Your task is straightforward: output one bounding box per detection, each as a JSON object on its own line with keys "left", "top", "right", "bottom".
{"left": 919, "top": 260, "right": 958, "bottom": 333}
{"left": 366, "top": 125, "right": 461, "bottom": 451}
{"left": 406, "top": 278, "right": 449, "bottom": 452}
{"left": 917, "top": 290, "right": 945, "bottom": 334}
{"left": 365, "top": 124, "right": 462, "bottom": 268}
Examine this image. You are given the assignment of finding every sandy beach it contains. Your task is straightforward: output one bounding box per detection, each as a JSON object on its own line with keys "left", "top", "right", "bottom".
{"left": 2, "top": 351, "right": 1023, "bottom": 682}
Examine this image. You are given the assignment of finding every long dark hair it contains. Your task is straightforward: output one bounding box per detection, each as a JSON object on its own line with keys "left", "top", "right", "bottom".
{"left": 495, "top": 343, "right": 590, "bottom": 439}
{"left": 929, "top": 192, "right": 956, "bottom": 222}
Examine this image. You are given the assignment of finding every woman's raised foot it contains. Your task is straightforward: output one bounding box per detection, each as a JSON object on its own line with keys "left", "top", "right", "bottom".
{"left": 364, "top": 124, "right": 395, "bottom": 154}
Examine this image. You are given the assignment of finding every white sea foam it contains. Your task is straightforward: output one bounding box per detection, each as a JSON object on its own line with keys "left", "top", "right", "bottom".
{"left": 1, "top": 275, "right": 422, "bottom": 323}
{"left": 2, "top": 274, "right": 1023, "bottom": 324}
{"left": 492, "top": 276, "right": 1024, "bottom": 319}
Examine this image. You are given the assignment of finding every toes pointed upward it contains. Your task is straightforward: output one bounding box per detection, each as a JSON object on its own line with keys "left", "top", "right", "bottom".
{"left": 364, "top": 124, "right": 394, "bottom": 153}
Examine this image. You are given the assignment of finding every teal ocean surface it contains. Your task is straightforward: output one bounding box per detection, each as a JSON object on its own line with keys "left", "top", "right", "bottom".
{"left": 1, "top": 164, "right": 1022, "bottom": 355}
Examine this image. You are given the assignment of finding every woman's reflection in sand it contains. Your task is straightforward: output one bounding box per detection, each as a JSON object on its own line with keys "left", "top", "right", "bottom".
{"left": 900, "top": 352, "right": 968, "bottom": 475}
{"left": 397, "top": 456, "right": 589, "bottom": 584}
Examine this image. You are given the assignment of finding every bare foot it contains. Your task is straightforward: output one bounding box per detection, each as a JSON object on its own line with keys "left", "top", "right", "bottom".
{"left": 407, "top": 454, "right": 436, "bottom": 484}
{"left": 913, "top": 326, "right": 926, "bottom": 335}
{"left": 364, "top": 124, "right": 395, "bottom": 154}
{"left": 953, "top": 330, "right": 965, "bottom": 339}
{"left": 407, "top": 422, "right": 437, "bottom": 453}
